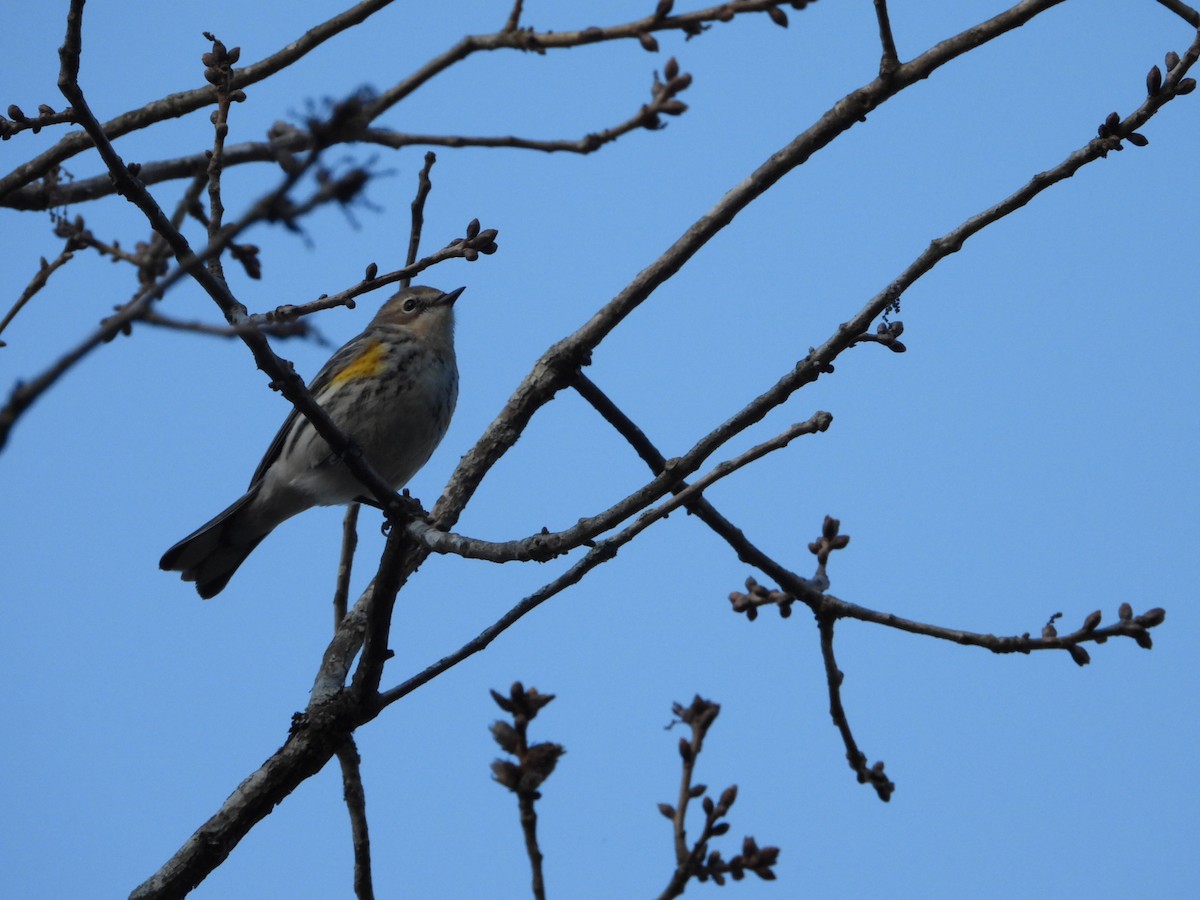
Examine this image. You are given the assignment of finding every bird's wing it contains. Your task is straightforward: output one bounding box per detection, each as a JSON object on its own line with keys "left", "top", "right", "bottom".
{"left": 247, "top": 332, "right": 379, "bottom": 487}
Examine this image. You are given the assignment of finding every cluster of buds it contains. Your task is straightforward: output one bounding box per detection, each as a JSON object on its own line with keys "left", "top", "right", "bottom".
{"left": 1037, "top": 603, "right": 1166, "bottom": 667}
{"left": 1096, "top": 111, "right": 1148, "bottom": 150}
{"left": 694, "top": 836, "right": 781, "bottom": 886}
{"left": 661, "top": 697, "right": 780, "bottom": 886}
{"left": 729, "top": 576, "right": 796, "bottom": 621}
{"left": 449, "top": 218, "right": 500, "bottom": 261}
{"left": 1146, "top": 49, "right": 1197, "bottom": 98}
{"left": 856, "top": 756, "right": 894, "bottom": 802}
{"left": 202, "top": 33, "right": 244, "bottom": 99}
{"left": 652, "top": 0, "right": 814, "bottom": 38}
{"left": 808, "top": 515, "right": 850, "bottom": 566}
{"left": 672, "top": 694, "right": 720, "bottom": 741}
{"left": 642, "top": 57, "right": 692, "bottom": 129}
{"left": 489, "top": 682, "right": 564, "bottom": 798}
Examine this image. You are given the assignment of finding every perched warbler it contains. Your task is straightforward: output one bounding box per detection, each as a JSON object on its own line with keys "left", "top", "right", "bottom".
{"left": 161, "top": 284, "right": 463, "bottom": 598}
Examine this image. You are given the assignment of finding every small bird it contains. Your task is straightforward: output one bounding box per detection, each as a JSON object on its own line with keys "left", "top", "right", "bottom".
{"left": 161, "top": 284, "right": 463, "bottom": 598}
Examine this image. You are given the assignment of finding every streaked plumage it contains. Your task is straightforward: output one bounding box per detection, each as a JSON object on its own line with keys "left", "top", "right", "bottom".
{"left": 160, "top": 284, "right": 462, "bottom": 598}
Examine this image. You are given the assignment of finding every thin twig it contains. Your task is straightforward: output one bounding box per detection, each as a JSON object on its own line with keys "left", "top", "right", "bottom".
{"left": 0, "top": 105, "right": 78, "bottom": 139}
{"left": 816, "top": 613, "right": 894, "bottom": 801}
{"left": 354, "top": 59, "right": 692, "bottom": 154}
{"left": 50, "top": 214, "right": 143, "bottom": 265}
{"left": 137, "top": 310, "right": 312, "bottom": 340}
{"left": 333, "top": 503, "right": 361, "bottom": 627}
{"left": 335, "top": 738, "right": 375, "bottom": 900}
{"left": 489, "top": 684, "right": 561, "bottom": 900}
{"left": 260, "top": 233, "right": 495, "bottom": 324}
{"left": 204, "top": 34, "right": 234, "bottom": 284}
{"left": 503, "top": 0, "right": 524, "bottom": 33}
{"left": 141, "top": 170, "right": 208, "bottom": 287}
{"left": 0, "top": 243, "right": 75, "bottom": 344}
{"left": 519, "top": 792, "right": 545, "bottom": 899}
{"left": 873, "top": 0, "right": 901, "bottom": 76}
{"left": 402, "top": 152, "right": 436, "bottom": 288}
{"left": 0, "top": 288, "right": 155, "bottom": 452}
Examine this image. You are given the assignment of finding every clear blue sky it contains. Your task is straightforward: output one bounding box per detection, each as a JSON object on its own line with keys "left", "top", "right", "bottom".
{"left": 2, "top": 2, "right": 1196, "bottom": 898}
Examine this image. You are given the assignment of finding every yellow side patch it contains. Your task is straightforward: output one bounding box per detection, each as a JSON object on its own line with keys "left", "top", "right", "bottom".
{"left": 330, "top": 340, "right": 386, "bottom": 386}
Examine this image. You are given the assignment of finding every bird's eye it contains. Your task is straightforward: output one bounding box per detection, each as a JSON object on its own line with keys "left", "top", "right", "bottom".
{"left": 402, "top": 297, "right": 419, "bottom": 313}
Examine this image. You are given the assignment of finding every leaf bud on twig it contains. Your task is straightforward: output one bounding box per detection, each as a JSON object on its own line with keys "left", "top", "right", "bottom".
{"left": 1138, "top": 607, "right": 1166, "bottom": 627}
{"left": 1147, "top": 65, "right": 1163, "bottom": 96}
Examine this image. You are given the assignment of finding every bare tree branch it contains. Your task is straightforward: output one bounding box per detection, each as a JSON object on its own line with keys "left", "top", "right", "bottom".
{"left": 77, "top": 2, "right": 1186, "bottom": 895}
{"left": 405, "top": 410, "right": 832, "bottom": 563}
{"left": 0, "top": 0, "right": 400, "bottom": 201}
{"left": 2, "top": 88, "right": 701, "bottom": 212}
{"left": 0, "top": 1, "right": 807, "bottom": 206}
{"left": 429, "top": 0, "right": 1077, "bottom": 536}
{"left": 335, "top": 738, "right": 375, "bottom": 900}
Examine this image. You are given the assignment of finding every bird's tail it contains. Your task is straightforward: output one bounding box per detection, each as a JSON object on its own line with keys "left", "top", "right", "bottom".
{"left": 160, "top": 487, "right": 268, "bottom": 599}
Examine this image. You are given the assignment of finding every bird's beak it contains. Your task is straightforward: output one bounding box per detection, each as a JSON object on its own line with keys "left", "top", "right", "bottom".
{"left": 438, "top": 286, "right": 466, "bottom": 306}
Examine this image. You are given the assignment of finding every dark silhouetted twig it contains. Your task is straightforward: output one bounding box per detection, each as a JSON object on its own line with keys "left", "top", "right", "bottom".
{"left": 335, "top": 737, "right": 375, "bottom": 900}
{"left": 490, "top": 683, "right": 563, "bottom": 900}
{"left": 402, "top": 152, "right": 436, "bottom": 287}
